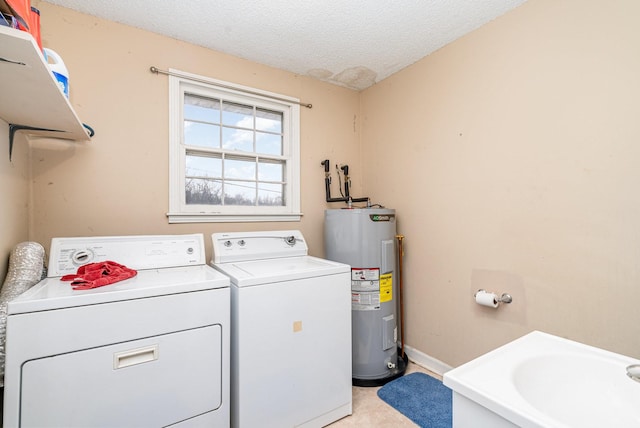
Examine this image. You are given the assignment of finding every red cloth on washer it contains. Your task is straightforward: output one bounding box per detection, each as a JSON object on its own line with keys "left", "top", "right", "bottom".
{"left": 60, "top": 261, "right": 137, "bottom": 290}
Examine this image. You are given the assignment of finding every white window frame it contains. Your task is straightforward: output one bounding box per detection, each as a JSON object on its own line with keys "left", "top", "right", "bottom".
{"left": 167, "top": 69, "right": 301, "bottom": 223}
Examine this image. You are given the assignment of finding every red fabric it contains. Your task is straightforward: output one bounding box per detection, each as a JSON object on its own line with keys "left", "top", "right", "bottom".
{"left": 61, "top": 261, "right": 137, "bottom": 290}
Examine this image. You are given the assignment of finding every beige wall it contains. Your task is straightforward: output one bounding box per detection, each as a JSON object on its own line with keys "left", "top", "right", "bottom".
{"left": 361, "top": 0, "right": 640, "bottom": 365}
{"left": 30, "top": 2, "right": 362, "bottom": 259}
{"left": 0, "top": 124, "right": 30, "bottom": 280}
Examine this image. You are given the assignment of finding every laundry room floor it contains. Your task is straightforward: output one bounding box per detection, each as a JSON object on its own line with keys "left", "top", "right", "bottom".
{"left": 328, "top": 361, "right": 441, "bottom": 427}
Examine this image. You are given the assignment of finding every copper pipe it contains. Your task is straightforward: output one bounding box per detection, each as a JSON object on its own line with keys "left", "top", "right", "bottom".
{"left": 396, "top": 234, "right": 405, "bottom": 358}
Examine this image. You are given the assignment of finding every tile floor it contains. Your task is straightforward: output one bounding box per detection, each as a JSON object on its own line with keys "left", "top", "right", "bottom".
{"left": 328, "top": 361, "right": 442, "bottom": 427}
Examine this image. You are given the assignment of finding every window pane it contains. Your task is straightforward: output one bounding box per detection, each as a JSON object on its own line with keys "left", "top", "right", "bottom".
{"left": 186, "top": 154, "right": 222, "bottom": 178}
{"left": 256, "top": 132, "right": 282, "bottom": 155}
{"left": 256, "top": 108, "right": 282, "bottom": 133}
{"left": 258, "top": 183, "right": 284, "bottom": 206}
{"left": 185, "top": 178, "right": 221, "bottom": 205}
{"left": 258, "top": 160, "right": 284, "bottom": 181}
{"left": 224, "top": 158, "right": 256, "bottom": 180}
{"left": 170, "top": 73, "right": 300, "bottom": 220}
{"left": 184, "top": 94, "right": 220, "bottom": 122}
{"left": 185, "top": 121, "right": 220, "bottom": 148}
{"left": 224, "top": 181, "right": 256, "bottom": 205}
{"left": 222, "top": 102, "right": 253, "bottom": 128}
{"left": 222, "top": 127, "right": 253, "bottom": 152}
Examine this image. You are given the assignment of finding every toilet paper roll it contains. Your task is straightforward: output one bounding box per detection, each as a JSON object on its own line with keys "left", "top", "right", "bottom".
{"left": 475, "top": 290, "right": 499, "bottom": 308}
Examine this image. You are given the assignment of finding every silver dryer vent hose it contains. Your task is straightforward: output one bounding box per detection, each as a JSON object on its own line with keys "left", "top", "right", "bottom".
{"left": 0, "top": 242, "right": 46, "bottom": 387}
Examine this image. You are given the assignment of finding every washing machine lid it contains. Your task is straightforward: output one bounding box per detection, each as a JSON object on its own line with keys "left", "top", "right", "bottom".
{"left": 9, "top": 266, "right": 230, "bottom": 314}
{"left": 212, "top": 255, "right": 349, "bottom": 287}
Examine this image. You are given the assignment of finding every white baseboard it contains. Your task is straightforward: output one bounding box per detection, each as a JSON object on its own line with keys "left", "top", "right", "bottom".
{"left": 402, "top": 344, "right": 453, "bottom": 377}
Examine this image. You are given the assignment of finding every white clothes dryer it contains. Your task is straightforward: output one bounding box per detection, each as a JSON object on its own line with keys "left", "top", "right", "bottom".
{"left": 3, "top": 234, "right": 230, "bottom": 428}
{"left": 211, "top": 230, "right": 352, "bottom": 428}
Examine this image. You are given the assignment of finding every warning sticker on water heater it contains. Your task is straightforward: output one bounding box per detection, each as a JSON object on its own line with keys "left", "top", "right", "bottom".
{"left": 379, "top": 273, "right": 393, "bottom": 303}
{"left": 351, "top": 268, "right": 380, "bottom": 311}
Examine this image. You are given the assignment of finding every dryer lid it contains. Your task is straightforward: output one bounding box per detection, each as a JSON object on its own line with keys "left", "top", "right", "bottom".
{"left": 8, "top": 265, "right": 229, "bottom": 314}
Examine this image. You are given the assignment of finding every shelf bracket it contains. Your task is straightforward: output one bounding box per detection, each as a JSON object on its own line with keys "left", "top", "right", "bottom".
{"left": 8, "top": 124, "right": 64, "bottom": 161}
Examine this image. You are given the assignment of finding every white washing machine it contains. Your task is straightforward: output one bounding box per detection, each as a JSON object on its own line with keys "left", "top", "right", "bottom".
{"left": 211, "top": 230, "right": 352, "bottom": 428}
{"left": 3, "top": 234, "right": 230, "bottom": 428}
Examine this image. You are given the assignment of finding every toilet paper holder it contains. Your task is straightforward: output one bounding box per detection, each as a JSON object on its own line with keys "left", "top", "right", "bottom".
{"left": 475, "top": 289, "right": 513, "bottom": 304}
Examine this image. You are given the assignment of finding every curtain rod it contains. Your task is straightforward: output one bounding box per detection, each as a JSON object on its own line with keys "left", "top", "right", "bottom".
{"left": 149, "top": 66, "right": 312, "bottom": 109}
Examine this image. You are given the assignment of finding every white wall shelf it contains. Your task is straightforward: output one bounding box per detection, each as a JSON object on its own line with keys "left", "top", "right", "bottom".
{"left": 0, "top": 25, "right": 92, "bottom": 159}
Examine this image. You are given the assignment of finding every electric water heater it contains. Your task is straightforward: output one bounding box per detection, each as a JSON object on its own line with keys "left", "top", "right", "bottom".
{"left": 324, "top": 208, "right": 405, "bottom": 386}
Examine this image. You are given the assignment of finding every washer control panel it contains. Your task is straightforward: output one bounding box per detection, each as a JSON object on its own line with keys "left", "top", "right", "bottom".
{"left": 211, "top": 230, "right": 308, "bottom": 264}
{"left": 48, "top": 234, "right": 205, "bottom": 277}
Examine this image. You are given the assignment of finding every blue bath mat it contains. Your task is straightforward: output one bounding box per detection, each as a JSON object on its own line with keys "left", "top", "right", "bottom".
{"left": 377, "top": 372, "right": 452, "bottom": 428}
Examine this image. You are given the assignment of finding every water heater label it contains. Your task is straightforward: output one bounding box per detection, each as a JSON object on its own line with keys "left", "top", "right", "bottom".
{"left": 369, "top": 214, "right": 395, "bottom": 222}
{"left": 351, "top": 292, "right": 380, "bottom": 310}
{"left": 379, "top": 273, "right": 393, "bottom": 303}
{"left": 351, "top": 268, "right": 381, "bottom": 310}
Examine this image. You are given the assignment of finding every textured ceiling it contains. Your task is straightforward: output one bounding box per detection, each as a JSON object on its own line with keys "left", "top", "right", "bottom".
{"left": 42, "top": 0, "right": 528, "bottom": 90}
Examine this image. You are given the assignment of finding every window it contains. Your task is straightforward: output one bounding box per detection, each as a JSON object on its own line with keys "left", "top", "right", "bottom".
{"left": 168, "top": 70, "right": 301, "bottom": 223}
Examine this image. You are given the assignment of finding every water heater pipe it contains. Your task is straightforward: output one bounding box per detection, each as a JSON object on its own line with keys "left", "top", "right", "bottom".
{"left": 321, "top": 159, "right": 370, "bottom": 205}
{"left": 396, "top": 234, "right": 406, "bottom": 359}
